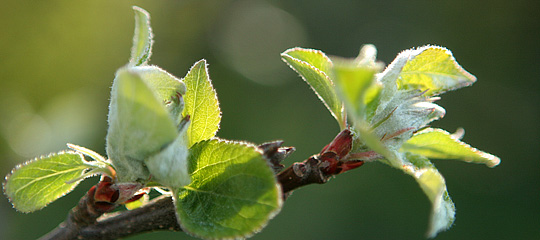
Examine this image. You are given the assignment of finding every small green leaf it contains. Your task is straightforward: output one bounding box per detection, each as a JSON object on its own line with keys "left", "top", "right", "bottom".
{"left": 3, "top": 151, "right": 90, "bottom": 213}
{"left": 175, "top": 139, "right": 282, "bottom": 239}
{"left": 106, "top": 68, "right": 177, "bottom": 182}
{"left": 182, "top": 60, "right": 221, "bottom": 147}
{"left": 281, "top": 48, "right": 345, "bottom": 128}
{"left": 401, "top": 128, "right": 500, "bottom": 167}
{"left": 398, "top": 46, "right": 476, "bottom": 96}
{"left": 401, "top": 153, "right": 455, "bottom": 238}
{"left": 129, "top": 6, "right": 153, "bottom": 66}
{"left": 332, "top": 59, "right": 381, "bottom": 121}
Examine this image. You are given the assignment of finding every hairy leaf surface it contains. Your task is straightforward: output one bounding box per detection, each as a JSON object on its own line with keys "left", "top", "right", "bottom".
{"left": 106, "top": 69, "right": 177, "bottom": 182}
{"left": 402, "top": 128, "right": 500, "bottom": 167}
{"left": 129, "top": 6, "right": 153, "bottom": 66}
{"left": 3, "top": 152, "right": 90, "bottom": 213}
{"left": 182, "top": 60, "right": 221, "bottom": 147}
{"left": 281, "top": 48, "right": 345, "bottom": 128}
{"left": 175, "top": 139, "right": 281, "bottom": 239}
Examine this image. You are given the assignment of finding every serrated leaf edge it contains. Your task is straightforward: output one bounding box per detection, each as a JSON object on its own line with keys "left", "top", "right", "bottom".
{"left": 183, "top": 59, "right": 222, "bottom": 146}
{"left": 175, "top": 137, "right": 283, "bottom": 240}
{"left": 398, "top": 45, "right": 477, "bottom": 96}
{"left": 409, "top": 128, "right": 500, "bottom": 167}
{"left": 2, "top": 150, "right": 90, "bottom": 213}
{"left": 281, "top": 48, "right": 345, "bottom": 128}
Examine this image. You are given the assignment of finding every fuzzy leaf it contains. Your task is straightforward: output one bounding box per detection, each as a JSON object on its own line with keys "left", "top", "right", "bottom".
{"left": 175, "top": 139, "right": 282, "bottom": 239}
{"left": 129, "top": 6, "right": 153, "bottom": 66}
{"left": 130, "top": 66, "right": 186, "bottom": 125}
{"left": 398, "top": 46, "right": 476, "bottom": 96}
{"left": 3, "top": 151, "right": 90, "bottom": 213}
{"left": 182, "top": 60, "right": 221, "bottom": 147}
{"left": 106, "top": 68, "right": 177, "bottom": 182}
{"left": 145, "top": 120, "right": 191, "bottom": 189}
{"left": 402, "top": 128, "right": 500, "bottom": 167}
{"left": 281, "top": 48, "right": 345, "bottom": 128}
{"left": 401, "top": 153, "right": 455, "bottom": 238}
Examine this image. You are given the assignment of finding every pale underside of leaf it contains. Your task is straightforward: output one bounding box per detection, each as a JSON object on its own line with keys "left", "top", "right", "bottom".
{"left": 182, "top": 60, "right": 221, "bottom": 147}
{"left": 281, "top": 48, "right": 345, "bottom": 129}
{"left": 175, "top": 139, "right": 281, "bottom": 240}
{"left": 400, "top": 153, "right": 455, "bottom": 238}
{"left": 106, "top": 68, "right": 177, "bottom": 182}
{"left": 401, "top": 128, "right": 500, "bottom": 167}
{"left": 129, "top": 6, "right": 153, "bottom": 66}
{"left": 3, "top": 151, "right": 90, "bottom": 213}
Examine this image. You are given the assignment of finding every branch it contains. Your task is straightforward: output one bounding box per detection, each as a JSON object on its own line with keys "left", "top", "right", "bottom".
{"left": 39, "top": 137, "right": 362, "bottom": 240}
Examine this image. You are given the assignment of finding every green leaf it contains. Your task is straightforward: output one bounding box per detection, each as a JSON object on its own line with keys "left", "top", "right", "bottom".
{"left": 106, "top": 68, "right": 177, "bottom": 182}
{"left": 175, "top": 139, "right": 282, "bottom": 239}
{"left": 3, "top": 151, "right": 90, "bottom": 213}
{"left": 131, "top": 66, "right": 186, "bottom": 125}
{"left": 129, "top": 6, "right": 153, "bottom": 66}
{"left": 182, "top": 60, "right": 221, "bottom": 147}
{"left": 145, "top": 120, "right": 191, "bottom": 189}
{"left": 332, "top": 58, "right": 381, "bottom": 121}
{"left": 400, "top": 153, "right": 455, "bottom": 238}
{"left": 281, "top": 48, "right": 345, "bottom": 128}
{"left": 401, "top": 128, "right": 500, "bottom": 167}
{"left": 398, "top": 46, "right": 476, "bottom": 96}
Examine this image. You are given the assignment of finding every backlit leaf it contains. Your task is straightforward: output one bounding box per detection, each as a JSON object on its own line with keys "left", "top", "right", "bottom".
{"left": 3, "top": 151, "right": 90, "bottom": 213}
{"left": 129, "top": 6, "right": 153, "bottom": 66}
{"left": 281, "top": 48, "right": 345, "bottom": 128}
{"left": 398, "top": 46, "right": 476, "bottom": 96}
{"left": 182, "top": 60, "right": 221, "bottom": 147}
{"left": 401, "top": 128, "right": 500, "bottom": 167}
{"left": 175, "top": 139, "right": 282, "bottom": 239}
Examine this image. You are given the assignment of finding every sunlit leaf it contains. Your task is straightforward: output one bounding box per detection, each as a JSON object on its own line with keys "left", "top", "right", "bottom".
{"left": 398, "top": 46, "right": 476, "bottom": 96}
{"left": 401, "top": 153, "right": 455, "bottom": 238}
{"left": 281, "top": 48, "right": 345, "bottom": 128}
{"left": 402, "top": 128, "right": 500, "bottom": 167}
{"left": 332, "top": 59, "right": 381, "bottom": 121}
{"left": 129, "top": 6, "right": 153, "bottom": 66}
{"left": 3, "top": 151, "right": 90, "bottom": 213}
{"left": 182, "top": 60, "right": 221, "bottom": 147}
{"left": 106, "top": 68, "right": 177, "bottom": 182}
{"left": 175, "top": 139, "right": 282, "bottom": 239}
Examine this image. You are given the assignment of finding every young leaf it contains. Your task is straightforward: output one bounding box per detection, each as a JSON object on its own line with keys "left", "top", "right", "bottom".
{"left": 145, "top": 118, "right": 191, "bottom": 189}
{"left": 397, "top": 46, "right": 476, "bottom": 96}
{"left": 182, "top": 60, "right": 221, "bottom": 147}
{"left": 3, "top": 151, "right": 90, "bottom": 213}
{"left": 129, "top": 6, "right": 153, "bottom": 66}
{"left": 106, "top": 68, "right": 177, "bottom": 182}
{"left": 281, "top": 48, "right": 345, "bottom": 129}
{"left": 175, "top": 139, "right": 282, "bottom": 239}
{"left": 332, "top": 62, "right": 381, "bottom": 120}
{"left": 401, "top": 128, "right": 500, "bottom": 167}
{"left": 130, "top": 66, "right": 187, "bottom": 125}
{"left": 401, "top": 153, "right": 455, "bottom": 238}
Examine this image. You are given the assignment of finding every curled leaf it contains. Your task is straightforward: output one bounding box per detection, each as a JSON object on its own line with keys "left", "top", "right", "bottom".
{"left": 129, "top": 6, "right": 153, "bottom": 66}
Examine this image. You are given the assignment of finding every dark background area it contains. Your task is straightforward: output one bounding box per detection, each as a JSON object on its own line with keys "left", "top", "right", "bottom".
{"left": 1, "top": 0, "right": 538, "bottom": 239}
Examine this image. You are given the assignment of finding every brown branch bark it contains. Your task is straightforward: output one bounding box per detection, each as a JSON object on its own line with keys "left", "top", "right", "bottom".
{"left": 38, "top": 139, "right": 358, "bottom": 240}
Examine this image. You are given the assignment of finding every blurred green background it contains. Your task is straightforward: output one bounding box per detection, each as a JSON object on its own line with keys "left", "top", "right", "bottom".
{"left": 1, "top": 0, "right": 538, "bottom": 239}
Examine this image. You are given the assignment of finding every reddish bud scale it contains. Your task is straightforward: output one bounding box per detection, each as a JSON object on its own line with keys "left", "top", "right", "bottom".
{"left": 319, "top": 128, "right": 364, "bottom": 175}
